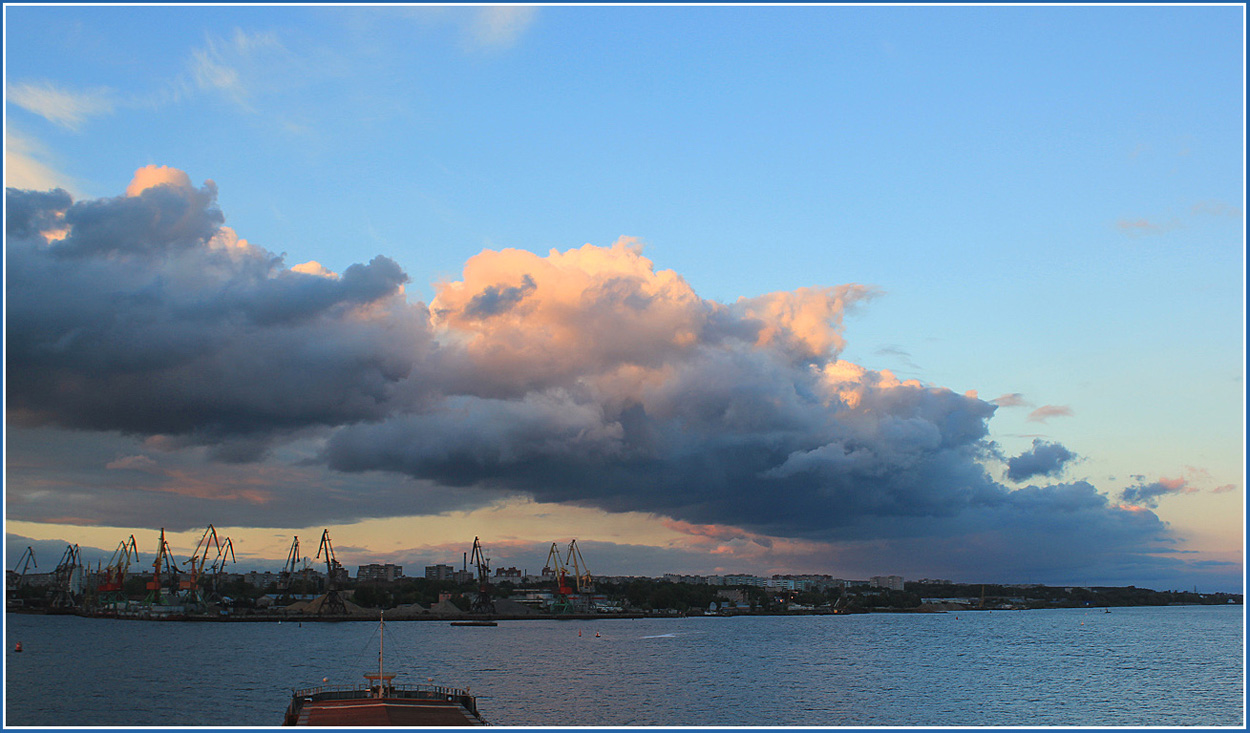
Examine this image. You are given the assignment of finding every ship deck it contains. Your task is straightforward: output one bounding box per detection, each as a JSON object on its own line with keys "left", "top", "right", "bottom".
{"left": 285, "top": 684, "right": 487, "bottom": 726}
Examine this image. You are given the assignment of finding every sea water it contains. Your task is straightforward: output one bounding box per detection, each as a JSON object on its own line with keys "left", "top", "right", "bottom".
{"left": 4, "top": 605, "right": 1244, "bottom": 726}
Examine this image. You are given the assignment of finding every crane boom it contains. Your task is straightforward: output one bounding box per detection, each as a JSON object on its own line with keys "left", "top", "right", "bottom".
{"left": 145, "top": 529, "right": 178, "bottom": 604}
{"left": 468, "top": 537, "right": 495, "bottom": 614}
{"left": 544, "top": 542, "right": 571, "bottom": 595}
{"left": 14, "top": 546, "right": 37, "bottom": 578}
{"left": 99, "top": 536, "right": 138, "bottom": 593}
{"left": 566, "top": 539, "right": 594, "bottom": 593}
{"left": 182, "top": 525, "right": 221, "bottom": 597}
{"left": 314, "top": 530, "right": 347, "bottom": 615}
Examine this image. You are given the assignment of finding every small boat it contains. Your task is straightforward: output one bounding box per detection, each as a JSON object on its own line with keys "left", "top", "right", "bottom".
{"left": 450, "top": 621, "right": 498, "bottom": 627}
{"left": 283, "top": 612, "right": 487, "bottom": 726}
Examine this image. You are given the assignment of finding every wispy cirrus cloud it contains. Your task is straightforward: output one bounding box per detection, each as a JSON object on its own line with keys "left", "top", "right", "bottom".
{"left": 1191, "top": 200, "right": 1243, "bottom": 218}
{"left": 185, "top": 29, "right": 287, "bottom": 111}
{"left": 874, "top": 345, "right": 920, "bottom": 371}
{"left": 4, "top": 129, "right": 79, "bottom": 194}
{"left": 1027, "top": 405, "right": 1073, "bottom": 423}
{"left": 991, "top": 392, "right": 1031, "bottom": 408}
{"left": 1116, "top": 218, "right": 1181, "bottom": 236}
{"left": 467, "top": 6, "right": 538, "bottom": 50}
{"left": 7, "top": 80, "right": 115, "bottom": 130}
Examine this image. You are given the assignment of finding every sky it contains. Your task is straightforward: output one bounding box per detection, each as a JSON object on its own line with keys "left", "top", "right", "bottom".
{"left": 4, "top": 4, "right": 1245, "bottom": 593}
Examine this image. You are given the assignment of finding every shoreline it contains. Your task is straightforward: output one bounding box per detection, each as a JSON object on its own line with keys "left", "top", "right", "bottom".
{"left": 8, "top": 602, "right": 1237, "bottom": 623}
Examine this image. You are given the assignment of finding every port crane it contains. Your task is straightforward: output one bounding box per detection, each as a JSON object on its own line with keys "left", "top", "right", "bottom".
{"left": 278, "top": 535, "right": 300, "bottom": 599}
{"left": 566, "top": 539, "right": 594, "bottom": 594}
{"left": 468, "top": 537, "right": 495, "bottom": 614}
{"left": 11, "top": 546, "right": 36, "bottom": 589}
{"left": 98, "top": 535, "right": 138, "bottom": 606}
{"left": 315, "top": 529, "right": 347, "bottom": 615}
{"left": 144, "top": 529, "right": 179, "bottom": 605}
{"left": 544, "top": 542, "right": 574, "bottom": 614}
{"left": 207, "top": 536, "right": 236, "bottom": 602}
{"left": 181, "top": 525, "right": 222, "bottom": 606}
{"left": 48, "top": 544, "right": 83, "bottom": 609}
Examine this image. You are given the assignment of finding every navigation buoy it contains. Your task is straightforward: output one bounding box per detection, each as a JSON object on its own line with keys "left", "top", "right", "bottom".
{"left": 323, "top": 677, "right": 329, "bottom": 683}
{"left": 595, "top": 632, "right": 600, "bottom": 638}
{"left": 14, "top": 642, "right": 22, "bottom": 653}
{"left": 578, "top": 630, "right": 582, "bottom": 637}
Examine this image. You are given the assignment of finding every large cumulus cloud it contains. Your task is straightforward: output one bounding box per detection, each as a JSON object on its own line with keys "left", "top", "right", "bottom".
{"left": 6, "top": 169, "right": 1176, "bottom": 576}
{"left": 7, "top": 168, "right": 428, "bottom": 459}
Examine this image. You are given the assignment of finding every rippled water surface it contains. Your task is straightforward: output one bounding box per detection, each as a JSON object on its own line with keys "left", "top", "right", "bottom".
{"left": 5, "top": 605, "right": 1244, "bottom": 726}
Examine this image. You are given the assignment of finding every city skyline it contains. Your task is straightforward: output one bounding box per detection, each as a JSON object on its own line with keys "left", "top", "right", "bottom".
{"left": 5, "top": 5, "right": 1244, "bottom": 594}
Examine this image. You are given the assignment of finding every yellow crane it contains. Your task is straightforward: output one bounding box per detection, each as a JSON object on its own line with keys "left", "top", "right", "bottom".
{"left": 543, "top": 542, "right": 573, "bottom": 614}
{"left": 181, "top": 525, "right": 222, "bottom": 606}
{"left": 566, "top": 539, "right": 594, "bottom": 594}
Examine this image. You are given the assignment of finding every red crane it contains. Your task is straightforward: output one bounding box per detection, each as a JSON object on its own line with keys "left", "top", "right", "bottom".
{"left": 144, "top": 529, "right": 178, "bottom": 605}
{"left": 98, "top": 535, "right": 138, "bottom": 604}
{"left": 544, "top": 542, "right": 574, "bottom": 613}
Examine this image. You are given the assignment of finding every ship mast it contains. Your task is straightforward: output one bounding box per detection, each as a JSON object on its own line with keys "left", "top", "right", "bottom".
{"left": 378, "top": 611, "right": 384, "bottom": 699}
{"left": 364, "top": 610, "right": 395, "bottom": 699}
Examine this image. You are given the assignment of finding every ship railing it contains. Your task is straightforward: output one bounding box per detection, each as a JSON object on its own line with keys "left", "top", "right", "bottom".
{"left": 291, "top": 682, "right": 473, "bottom": 700}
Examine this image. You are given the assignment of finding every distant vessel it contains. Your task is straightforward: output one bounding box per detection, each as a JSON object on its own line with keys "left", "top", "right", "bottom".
{"left": 283, "top": 613, "right": 487, "bottom": 726}
{"left": 450, "top": 621, "right": 498, "bottom": 627}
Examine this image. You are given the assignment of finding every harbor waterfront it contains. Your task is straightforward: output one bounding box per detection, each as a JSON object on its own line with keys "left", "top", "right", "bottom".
{"left": 5, "top": 604, "right": 1243, "bottom": 727}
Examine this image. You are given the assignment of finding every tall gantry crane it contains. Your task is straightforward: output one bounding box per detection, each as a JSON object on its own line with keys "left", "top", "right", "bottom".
{"left": 144, "top": 529, "right": 179, "bottom": 605}
{"left": 209, "top": 536, "right": 236, "bottom": 602}
{"left": 566, "top": 539, "right": 594, "bottom": 594}
{"left": 11, "top": 546, "right": 37, "bottom": 589}
{"left": 278, "top": 536, "right": 300, "bottom": 599}
{"left": 181, "top": 525, "right": 222, "bottom": 607}
{"left": 315, "top": 529, "right": 347, "bottom": 615}
{"left": 98, "top": 535, "right": 138, "bottom": 607}
{"left": 544, "top": 541, "right": 574, "bottom": 614}
{"left": 48, "top": 544, "right": 83, "bottom": 609}
{"left": 468, "top": 537, "right": 495, "bottom": 614}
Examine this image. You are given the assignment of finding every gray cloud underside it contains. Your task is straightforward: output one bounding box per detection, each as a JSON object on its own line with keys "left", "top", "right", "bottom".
{"left": 5, "top": 182, "right": 1173, "bottom": 572}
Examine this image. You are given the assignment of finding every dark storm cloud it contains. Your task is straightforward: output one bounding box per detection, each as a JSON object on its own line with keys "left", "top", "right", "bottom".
{"left": 1005, "top": 438, "right": 1078, "bottom": 482}
{"left": 5, "top": 187, "right": 73, "bottom": 238}
{"left": 4, "top": 427, "right": 503, "bottom": 532}
{"left": 6, "top": 178, "right": 429, "bottom": 450}
{"left": 222, "top": 255, "right": 410, "bottom": 326}
{"left": 4, "top": 173, "right": 1181, "bottom": 578}
{"left": 50, "top": 181, "right": 224, "bottom": 259}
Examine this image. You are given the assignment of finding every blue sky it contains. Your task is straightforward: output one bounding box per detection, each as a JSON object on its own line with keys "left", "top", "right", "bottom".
{"left": 5, "top": 5, "right": 1244, "bottom": 592}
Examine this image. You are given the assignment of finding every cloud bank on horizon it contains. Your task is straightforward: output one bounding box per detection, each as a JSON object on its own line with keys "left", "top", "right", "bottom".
{"left": 5, "top": 167, "right": 1209, "bottom": 582}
